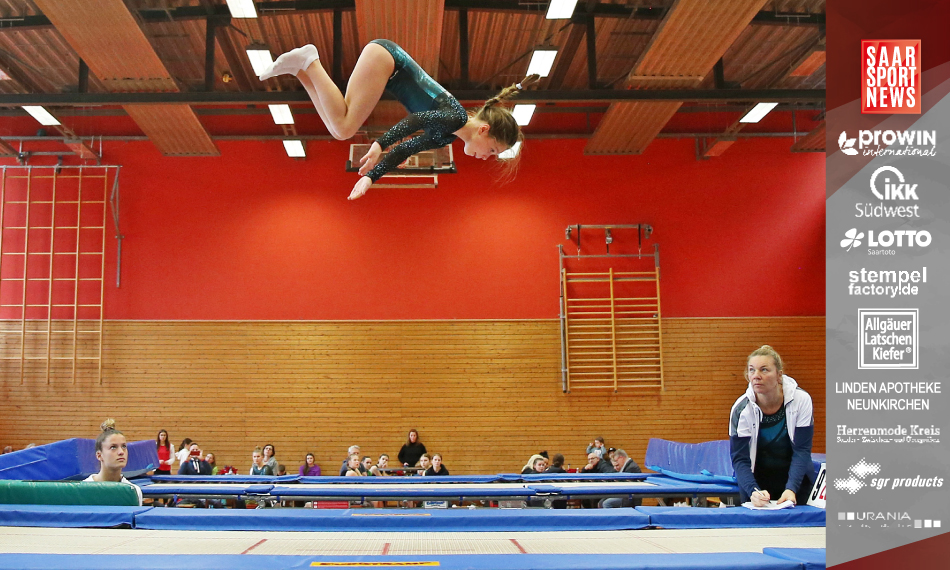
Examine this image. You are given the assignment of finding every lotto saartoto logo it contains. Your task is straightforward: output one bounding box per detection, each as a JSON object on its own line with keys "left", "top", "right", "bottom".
{"left": 841, "top": 228, "right": 865, "bottom": 251}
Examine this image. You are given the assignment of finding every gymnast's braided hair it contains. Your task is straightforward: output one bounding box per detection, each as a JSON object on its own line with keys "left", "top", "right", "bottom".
{"left": 473, "top": 74, "right": 541, "bottom": 174}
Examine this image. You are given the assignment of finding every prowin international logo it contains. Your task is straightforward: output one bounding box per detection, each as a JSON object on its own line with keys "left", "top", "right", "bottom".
{"left": 840, "top": 227, "right": 931, "bottom": 255}
{"left": 838, "top": 129, "right": 936, "bottom": 157}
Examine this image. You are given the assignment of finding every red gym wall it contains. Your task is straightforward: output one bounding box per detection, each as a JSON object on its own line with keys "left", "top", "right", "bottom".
{"left": 0, "top": 135, "right": 825, "bottom": 474}
{"left": 99, "top": 136, "right": 824, "bottom": 320}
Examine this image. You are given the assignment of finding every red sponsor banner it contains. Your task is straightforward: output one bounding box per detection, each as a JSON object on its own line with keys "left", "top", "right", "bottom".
{"left": 862, "top": 40, "right": 921, "bottom": 114}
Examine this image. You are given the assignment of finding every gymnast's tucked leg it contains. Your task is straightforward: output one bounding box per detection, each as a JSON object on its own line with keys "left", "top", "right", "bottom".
{"left": 300, "top": 43, "right": 392, "bottom": 140}
{"left": 261, "top": 43, "right": 393, "bottom": 141}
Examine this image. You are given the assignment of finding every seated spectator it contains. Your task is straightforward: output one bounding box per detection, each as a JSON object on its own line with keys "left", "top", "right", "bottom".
{"left": 262, "top": 444, "right": 278, "bottom": 474}
{"left": 178, "top": 443, "right": 213, "bottom": 475}
{"left": 521, "top": 454, "right": 547, "bottom": 475}
{"left": 1, "top": 446, "right": 11, "bottom": 454}
{"left": 546, "top": 453, "right": 568, "bottom": 473}
{"left": 344, "top": 454, "right": 363, "bottom": 477}
{"left": 250, "top": 447, "right": 274, "bottom": 476}
{"left": 398, "top": 429, "right": 427, "bottom": 467}
{"left": 611, "top": 449, "right": 641, "bottom": 474}
{"left": 601, "top": 449, "right": 643, "bottom": 508}
{"left": 582, "top": 452, "right": 616, "bottom": 474}
{"left": 300, "top": 453, "right": 321, "bottom": 476}
{"left": 370, "top": 454, "right": 391, "bottom": 476}
{"left": 425, "top": 453, "right": 449, "bottom": 476}
{"left": 83, "top": 419, "right": 144, "bottom": 504}
{"left": 155, "top": 430, "right": 174, "bottom": 475}
{"left": 277, "top": 464, "right": 287, "bottom": 476}
{"left": 361, "top": 456, "right": 375, "bottom": 475}
{"left": 340, "top": 445, "right": 361, "bottom": 476}
{"left": 586, "top": 437, "right": 606, "bottom": 459}
{"left": 417, "top": 453, "right": 431, "bottom": 476}
{"left": 176, "top": 438, "right": 193, "bottom": 467}
{"left": 205, "top": 453, "right": 219, "bottom": 475}
{"left": 605, "top": 447, "right": 617, "bottom": 463}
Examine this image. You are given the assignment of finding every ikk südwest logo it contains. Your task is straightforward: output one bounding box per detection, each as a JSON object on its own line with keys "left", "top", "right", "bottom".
{"left": 862, "top": 40, "right": 921, "bottom": 114}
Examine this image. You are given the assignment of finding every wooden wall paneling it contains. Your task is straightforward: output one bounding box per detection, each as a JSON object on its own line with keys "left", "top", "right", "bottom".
{"left": 0, "top": 317, "right": 824, "bottom": 477}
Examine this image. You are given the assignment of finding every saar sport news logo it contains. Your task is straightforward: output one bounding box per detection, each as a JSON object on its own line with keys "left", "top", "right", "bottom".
{"left": 862, "top": 40, "right": 920, "bottom": 114}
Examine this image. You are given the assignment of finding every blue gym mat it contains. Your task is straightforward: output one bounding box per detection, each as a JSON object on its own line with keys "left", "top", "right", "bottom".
{"left": 0, "top": 504, "right": 152, "bottom": 528}
{"left": 0, "top": 552, "right": 816, "bottom": 570}
{"left": 636, "top": 506, "right": 826, "bottom": 528}
{"left": 132, "top": 507, "right": 652, "bottom": 532}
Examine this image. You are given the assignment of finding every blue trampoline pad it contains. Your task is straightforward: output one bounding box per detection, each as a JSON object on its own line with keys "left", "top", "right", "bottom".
{"left": 0, "top": 553, "right": 807, "bottom": 570}
{"left": 140, "top": 483, "right": 274, "bottom": 496}
{"left": 0, "top": 504, "right": 152, "bottom": 528}
{"left": 764, "top": 548, "right": 826, "bottom": 570}
{"left": 133, "top": 507, "right": 651, "bottom": 532}
{"left": 637, "top": 506, "right": 826, "bottom": 528}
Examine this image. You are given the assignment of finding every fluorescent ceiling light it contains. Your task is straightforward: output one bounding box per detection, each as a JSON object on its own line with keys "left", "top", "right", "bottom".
{"left": 22, "top": 106, "right": 60, "bottom": 126}
{"left": 226, "top": 0, "right": 257, "bottom": 18}
{"left": 283, "top": 139, "right": 306, "bottom": 158}
{"left": 527, "top": 49, "right": 558, "bottom": 77}
{"left": 739, "top": 102, "right": 778, "bottom": 123}
{"left": 499, "top": 141, "right": 522, "bottom": 160}
{"left": 245, "top": 45, "right": 274, "bottom": 76}
{"left": 268, "top": 104, "right": 294, "bottom": 125}
{"left": 546, "top": 0, "right": 579, "bottom": 19}
{"left": 512, "top": 104, "right": 536, "bottom": 126}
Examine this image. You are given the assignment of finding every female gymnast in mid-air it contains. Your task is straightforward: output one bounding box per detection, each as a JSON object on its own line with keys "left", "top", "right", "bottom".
{"left": 259, "top": 40, "right": 538, "bottom": 200}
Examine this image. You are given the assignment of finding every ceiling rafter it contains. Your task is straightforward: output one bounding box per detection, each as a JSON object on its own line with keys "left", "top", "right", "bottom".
{"left": 585, "top": 0, "right": 773, "bottom": 155}
{"left": 30, "top": 0, "right": 219, "bottom": 156}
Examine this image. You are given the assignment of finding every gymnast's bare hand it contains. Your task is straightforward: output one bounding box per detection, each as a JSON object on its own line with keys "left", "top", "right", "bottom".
{"left": 348, "top": 176, "right": 373, "bottom": 200}
{"left": 358, "top": 141, "right": 382, "bottom": 176}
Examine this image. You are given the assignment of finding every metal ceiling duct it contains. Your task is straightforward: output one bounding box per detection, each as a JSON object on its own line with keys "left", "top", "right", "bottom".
{"left": 585, "top": 0, "right": 769, "bottom": 155}
{"left": 31, "top": 0, "right": 219, "bottom": 156}
{"left": 355, "top": 0, "right": 445, "bottom": 79}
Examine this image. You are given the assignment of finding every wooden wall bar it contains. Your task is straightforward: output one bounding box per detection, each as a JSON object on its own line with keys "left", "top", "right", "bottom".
{"left": 0, "top": 317, "right": 824, "bottom": 475}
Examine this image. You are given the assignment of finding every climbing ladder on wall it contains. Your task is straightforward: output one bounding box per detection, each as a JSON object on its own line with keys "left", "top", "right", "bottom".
{"left": 559, "top": 225, "right": 663, "bottom": 393}
{"left": 0, "top": 166, "right": 116, "bottom": 384}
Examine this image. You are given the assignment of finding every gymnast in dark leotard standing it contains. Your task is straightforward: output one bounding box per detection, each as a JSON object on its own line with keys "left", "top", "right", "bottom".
{"left": 259, "top": 40, "right": 538, "bottom": 200}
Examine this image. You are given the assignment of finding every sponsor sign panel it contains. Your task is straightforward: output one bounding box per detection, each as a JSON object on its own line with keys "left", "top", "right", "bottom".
{"left": 828, "top": 20, "right": 950, "bottom": 567}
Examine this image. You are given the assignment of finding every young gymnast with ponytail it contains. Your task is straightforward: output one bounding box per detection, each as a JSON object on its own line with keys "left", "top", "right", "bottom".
{"left": 259, "top": 40, "right": 539, "bottom": 200}
{"left": 84, "top": 419, "right": 144, "bottom": 503}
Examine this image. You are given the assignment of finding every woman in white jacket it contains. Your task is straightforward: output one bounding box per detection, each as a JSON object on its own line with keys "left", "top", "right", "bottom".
{"left": 729, "top": 345, "right": 814, "bottom": 507}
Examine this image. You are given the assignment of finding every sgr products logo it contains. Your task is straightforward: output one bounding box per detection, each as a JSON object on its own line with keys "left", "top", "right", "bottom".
{"left": 834, "top": 458, "right": 881, "bottom": 494}
{"left": 837, "top": 129, "right": 936, "bottom": 157}
{"left": 848, "top": 267, "right": 927, "bottom": 298}
{"left": 859, "top": 309, "right": 918, "bottom": 369}
{"left": 834, "top": 458, "right": 943, "bottom": 494}
{"left": 856, "top": 166, "right": 921, "bottom": 218}
{"left": 840, "top": 227, "right": 931, "bottom": 255}
{"left": 862, "top": 40, "right": 920, "bottom": 114}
